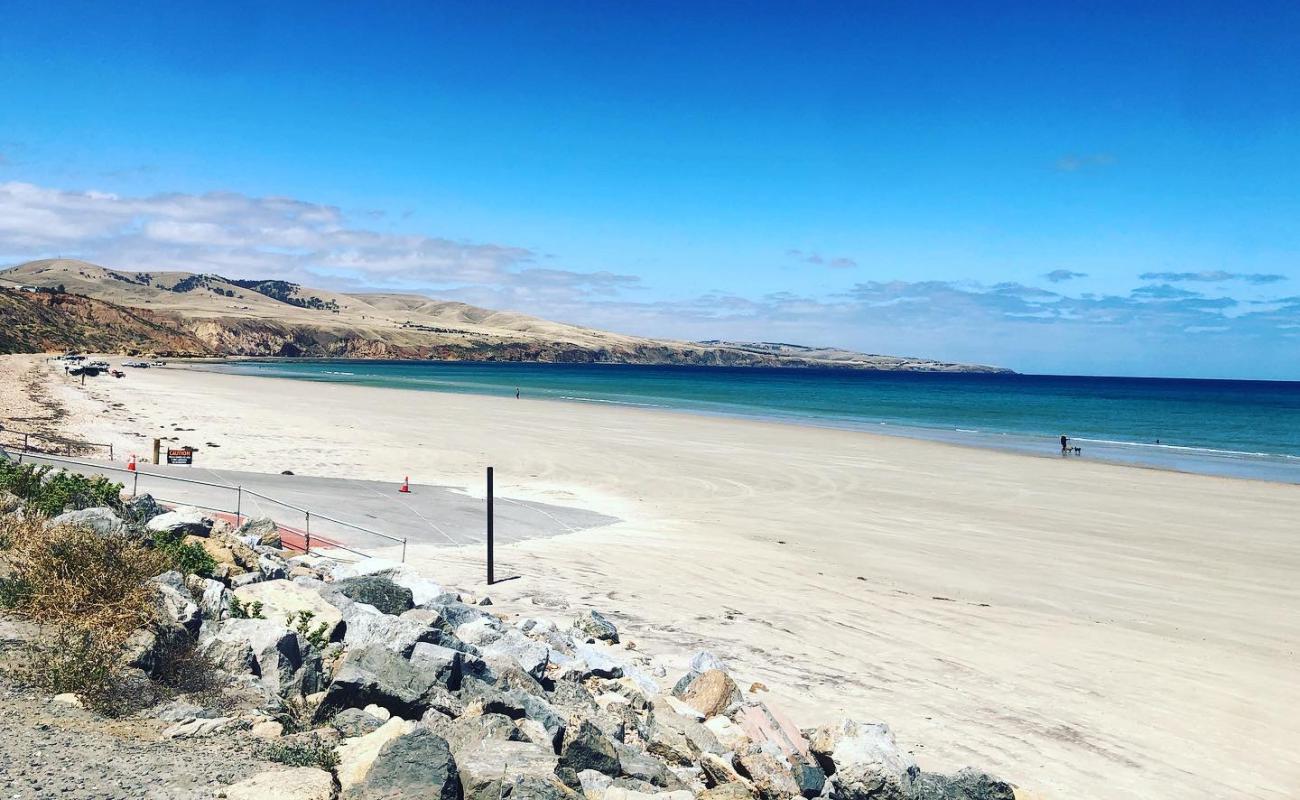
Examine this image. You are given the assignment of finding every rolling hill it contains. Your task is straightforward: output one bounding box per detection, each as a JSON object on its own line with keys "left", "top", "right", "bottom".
{"left": 0, "top": 259, "right": 1010, "bottom": 371}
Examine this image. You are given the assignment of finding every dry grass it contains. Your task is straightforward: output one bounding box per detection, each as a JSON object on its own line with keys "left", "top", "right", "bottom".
{"left": 0, "top": 514, "right": 173, "bottom": 713}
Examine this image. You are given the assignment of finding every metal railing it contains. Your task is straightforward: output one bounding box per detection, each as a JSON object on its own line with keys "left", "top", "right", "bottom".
{"left": 1, "top": 447, "right": 408, "bottom": 563}
{"left": 0, "top": 426, "right": 114, "bottom": 459}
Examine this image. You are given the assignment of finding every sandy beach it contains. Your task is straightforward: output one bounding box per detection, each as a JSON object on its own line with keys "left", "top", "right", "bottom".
{"left": 4, "top": 354, "right": 1299, "bottom": 799}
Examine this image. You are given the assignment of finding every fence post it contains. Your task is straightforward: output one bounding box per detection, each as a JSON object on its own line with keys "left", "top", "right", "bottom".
{"left": 401, "top": 537, "right": 407, "bottom": 563}
{"left": 22, "top": 433, "right": 28, "bottom": 451}
{"left": 109, "top": 443, "right": 113, "bottom": 460}
{"left": 236, "top": 487, "right": 242, "bottom": 526}
{"left": 132, "top": 470, "right": 139, "bottom": 498}
{"left": 486, "top": 466, "right": 494, "bottom": 585}
{"left": 305, "top": 511, "right": 312, "bottom": 555}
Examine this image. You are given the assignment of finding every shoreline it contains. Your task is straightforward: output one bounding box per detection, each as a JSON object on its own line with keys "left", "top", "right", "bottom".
{"left": 195, "top": 359, "right": 1300, "bottom": 485}
{"left": 4, "top": 353, "right": 1300, "bottom": 798}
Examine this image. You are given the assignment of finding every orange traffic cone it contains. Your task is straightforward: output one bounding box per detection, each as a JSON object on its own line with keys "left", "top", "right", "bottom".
{"left": 127, "top": 454, "right": 137, "bottom": 472}
{"left": 399, "top": 476, "right": 410, "bottom": 493}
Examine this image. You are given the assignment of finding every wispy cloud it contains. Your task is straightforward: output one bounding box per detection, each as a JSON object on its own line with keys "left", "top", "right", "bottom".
{"left": 0, "top": 181, "right": 638, "bottom": 305}
{"left": 1055, "top": 153, "right": 1116, "bottom": 172}
{"left": 786, "top": 249, "right": 857, "bottom": 269}
{"left": 1139, "top": 270, "right": 1287, "bottom": 285}
{"left": 1043, "top": 269, "right": 1087, "bottom": 283}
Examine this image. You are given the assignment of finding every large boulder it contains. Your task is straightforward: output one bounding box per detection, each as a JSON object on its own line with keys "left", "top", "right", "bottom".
{"left": 148, "top": 571, "right": 201, "bottom": 636}
{"left": 423, "top": 712, "right": 524, "bottom": 757}
{"left": 194, "top": 577, "right": 232, "bottom": 620}
{"left": 318, "top": 645, "right": 448, "bottom": 720}
{"left": 560, "top": 720, "right": 620, "bottom": 776}
{"left": 198, "top": 618, "right": 322, "bottom": 697}
{"left": 809, "top": 721, "right": 917, "bottom": 800}
{"left": 646, "top": 709, "right": 725, "bottom": 765}
{"left": 907, "top": 768, "right": 1016, "bottom": 800}
{"left": 454, "top": 739, "right": 564, "bottom": 800}
{"left": 480, "top": 629, "right": 550, "bottom": 680}
{"left": 673, "top": 669, "right": 741, "bottom": 719}
{"left": 344, "top": 728, "right": 460, "bottom": 800}
{"left": 224, "top": 767, "right": 334, "bottom": 800}
{"left": 238, "top": 516, "right": 281, "bottom": 548}
{"left": 335, "top": 575, "right": 415, "bottom": 616}
{"left": 146, "top": 506, "right": 214, "bottom": 537}
{"left": 51, "top": 507, "right": 126, "bottom": 537}
{"left": 122, "top": 494, "right": 164, "bottom": 523}
{"left": 233, "top": 579, "right": 344, "bottom": 639}
{"left": 736, "top": 742, "right": 809, "bottom": 800}
{"left": 459, "top": 677, "right": 567, "bottom": 750}
{"left": 733, "top": 701, "right": 823, "bottom": 796}
{"left": 344, "top": 604, "right": 445, "bottom": 655}
{"left": 336, "top": 717, "right": 416, "bottom": 791}
{"left": 573, "top": 609, "right": 619, "bottom": 643}
{"left": 332, "top": 707, "right": 386, "bottom": 738}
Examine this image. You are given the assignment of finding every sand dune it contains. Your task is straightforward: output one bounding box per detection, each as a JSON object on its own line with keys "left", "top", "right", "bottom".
{"left": 9, "top": 355, "right": 1299, "bottom": 799}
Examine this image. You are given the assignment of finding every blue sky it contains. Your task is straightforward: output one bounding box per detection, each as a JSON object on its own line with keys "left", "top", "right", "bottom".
{"left": 1, "top": 2, "right": 1298, "bottom": 378}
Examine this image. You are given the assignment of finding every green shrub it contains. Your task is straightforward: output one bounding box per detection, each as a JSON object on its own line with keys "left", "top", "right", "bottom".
{"left": 0, "top": 461, "right": 123, "bottom": 517}
{"left": 291, "top": 610, "right": 329, "bottom": 650}
{"left": 229, "top": 595, "right": 264, "bottom": 619}
{"left": 150, "top": 527, "right": 217, "bottom": 577}
{"left": 264, "top": 734, "right": 340, "bottom": 770}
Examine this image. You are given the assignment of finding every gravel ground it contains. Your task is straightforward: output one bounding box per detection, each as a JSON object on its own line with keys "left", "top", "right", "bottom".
{"left": 0, "top": 618, "right": 276, "bottom": 800}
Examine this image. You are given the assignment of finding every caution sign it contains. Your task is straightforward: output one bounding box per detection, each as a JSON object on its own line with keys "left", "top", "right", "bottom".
{"left": 166, "top": 448, "right": 194, "bottom": 465}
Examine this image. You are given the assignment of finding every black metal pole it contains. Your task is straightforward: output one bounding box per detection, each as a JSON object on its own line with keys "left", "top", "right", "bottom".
{"left": 486, "top": 466, "right": 494, "bottom": 585}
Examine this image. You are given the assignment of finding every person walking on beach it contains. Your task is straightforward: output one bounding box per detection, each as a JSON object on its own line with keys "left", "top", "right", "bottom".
{"left": 1060, "top": 434, "right": 1069, "bottom": 454}
{"left": 515, "top": 387, "right": 520, "bottom": 399}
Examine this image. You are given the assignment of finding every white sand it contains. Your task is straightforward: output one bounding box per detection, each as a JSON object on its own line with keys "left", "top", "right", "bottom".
{"left": 7, "top": 355, "right": 1299, "bottom": 799}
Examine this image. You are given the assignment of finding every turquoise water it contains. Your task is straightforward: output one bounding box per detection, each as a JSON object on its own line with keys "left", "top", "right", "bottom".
{"left": 205, "top": 360, "right": 1300, "bottom": 484}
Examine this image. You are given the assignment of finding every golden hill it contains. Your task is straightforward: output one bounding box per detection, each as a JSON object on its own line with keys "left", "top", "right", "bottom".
{"left": 0, "top": 259, "right": 1009, "bottom": 371}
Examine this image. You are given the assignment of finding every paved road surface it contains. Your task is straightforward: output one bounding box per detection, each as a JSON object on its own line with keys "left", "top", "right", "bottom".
{"left": 4, "top": 449, "right": 617, "bottom": 557}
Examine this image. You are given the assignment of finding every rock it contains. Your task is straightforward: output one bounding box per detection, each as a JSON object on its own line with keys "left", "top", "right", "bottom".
{"left": 233, "top": 579, "right": 344, "bottom": 639}
{"left": 345, "top": 728, "right": 460, "bottom": 800}
{"left": 459, "top": 677, "right": 567, "bottom": 750}
{"left": 908, "top": 768, "right": 1016, "bottom": 800}
{"left": 331, "top": 707, "right": 386, "bottom": 737}
{"left": 335, "top": 575, "right": 415, "bottom": 615}
{"left": 251, "top": 720, "right": 284, "bottom": 739}
{"left": 808, "top": 721, "right": 917, "bottom": 800}
{"left": 364, "top": 704, "right": 392, "bottom": 721}
{"left": 573, "top": 642, "right": 625, "bottom": 680}
{"left": 196, "top": 577, "right": 232, "bottom": 620}
{"left": 454, "top": 739, "right": 562, "bottom": 800}
{"left": 700, "top": 784, "right": 758, "bottom": 800}
{"left": 51, "top": 693, "right": 83, "bottom": 708}
{"left": 50, "top": 507, "right": 126, "bottom": 537}
{"left": 198, "top": 618, "right": 323, "bottom": 697}
{"left": 574, "top": 610, "right": 619, "bottom": 643}
{"left": 0, "top": 490, "right": 21, "bottom": 514}
{"left": 481, "top": 629, "right": 550, "bottom": 680}
{"left": 603, "top": 789, "right": 693, "bottom": 800}
{"left": 146, "top": 506, "right": 214, "bottom": 537}
{"left": 259, "top": 553, "right": 289, "bottom": 580}
{"left": 455, "top": 617, "right": 504, "bottom": 647}
{"left": 736, "top": 743, "right": 804, "bottom": 800}
{"left": 121, "top": 493, "right": 163, "bottom": 522}
{"left": 344, "top": 605, "right": 443, "bottom": 656}
{"left": 616, "top": 742, "right": 682, "bottom": 789}
{"left": 224, "top": 767, "right": 335, "bottom": 800}
{"left": 561, "top": 720, "right": 620, "bottom": 776}
{"left": 646, "top": 710, "right": 725, "bottom": 765}
{"left": 149, "top": 571, "right": 201, "bottom": 636}
{"left": 674, "top": 669, "right": 741, "bottom": 718}
{"left": 317, "top": 644, "right": 448, "bottom": 720}
{"left": 703, "top": 715, "right": 749, "bottom": 751}
{"left": 423, "top": 712, "right": 522, "bottom": 756}
{"left": 690, "top": 651, "right": 726, "bottom": 673}
{"left": 391, "top": 571, "right": 445, "bottom": 607}
{"left": 409, "top": 642, "right": 471, "bottom": 688}
{"left": 230, "top": 571, "right": 265, "bottom": 588}
{"left": 331, "top": 557, "right": 402, "bottom": 580}
{"left": 238, "top": 516, "right": 281, "bottom": 547}
{"left": 336, "top": 716, "right": 416, "bottom": 790}
{"left": 732, "top": 702, "right": 815, "bottom": 766}
{"left": 162, "top": 716, "right": 236, "bottom": 738}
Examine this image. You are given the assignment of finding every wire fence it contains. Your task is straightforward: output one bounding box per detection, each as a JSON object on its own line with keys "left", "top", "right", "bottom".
{"left": 0, "top": 426, "right": 114, "bottom": 459}
{"left": 0, "top": 447, "right": 408, "bottom": 563}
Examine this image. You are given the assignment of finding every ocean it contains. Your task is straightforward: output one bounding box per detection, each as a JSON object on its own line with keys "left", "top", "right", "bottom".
{"left": 204, "top": 360, "right": 1300, "bottom": 484}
